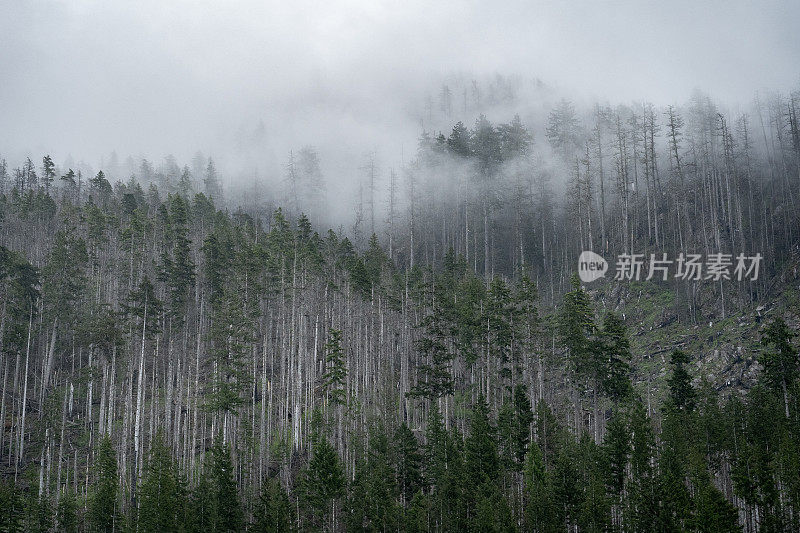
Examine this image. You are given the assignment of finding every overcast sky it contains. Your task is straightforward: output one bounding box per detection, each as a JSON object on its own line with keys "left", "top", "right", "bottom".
{"left": 1, "top": 0, "right": 798, "bottom": 169}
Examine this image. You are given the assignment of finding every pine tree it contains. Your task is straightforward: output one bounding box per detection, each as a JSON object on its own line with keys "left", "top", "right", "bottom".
{"left": 346, "top": 428, "right": 400, "bottom": 531}
{"left": 322, "top": 329, "right": 347, "bottom": 407}
{"left": 524, "top": 441, "right": 560, "bottom": 532}
{"left": 209, "top": 443, "right": 244, "bottom": 533}
{"left": 301, "top": 436, "right": 345, "bottom": 531}
{"left": 41, "top": 155, "right": 56, "bottom": 190}
{"left": 465, "top": 394, "right": 500, "bottom": 487}
{"left": 691, "top": 472, "right": 740, "bottom": 533}
{"left": 188, "top": 470, "right": 215, "bottom": 533}
{"left": 628, "top": 400, "right": 657, "bottom": 531}
{"left": 603, "top": 409, "right": 629, "bottom": 514}
{"left": 137, "top": 433, "right": 187, "bottom": 533}
{"left": 161, "top": 194, "right": 196, "bottom": 322}
{"left": 394, "top": 423, "right": 423, "bottom": 506}
{"left": 24, "top": 491, "right": 52, "bottom": 533}
{"left": 56, "top": 490, "right": 78, "bottom": 533}
{"left": 597, "top": 312, "right": 632, "bottom": 401}
{"left": 204, "top": 158, "right": 222, "bottom": 201}
{"left": 252, "top": 477, "right": 294, "bottom": 533}
{"left": 0, "top": 481, "right": 25, "bottom": 532}
{"left": 575, "top": 435, "right": 611, "bottom": 533}
{"left": 760, "top": 317, "right": 798, "bottom": 418}
{"left": 178, "top": 166, "right": 193, "bottom": 198}
{"left": 88, "top": 435, "right": 118, "bottom": 533}
{"left": 666, "top": 349, "right": 696, "bottom": 412}
{"left": 447, "top": 121, "right": 472, "bottom": 157}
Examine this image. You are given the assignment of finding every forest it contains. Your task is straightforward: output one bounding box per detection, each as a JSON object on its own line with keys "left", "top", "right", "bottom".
{"left": 1, "top": 83, "right": 800, "bottom": 533}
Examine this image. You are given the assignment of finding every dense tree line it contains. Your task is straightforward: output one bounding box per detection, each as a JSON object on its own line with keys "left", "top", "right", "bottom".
{"left": 0, "top": 86, "right": 799, "bottom": 532}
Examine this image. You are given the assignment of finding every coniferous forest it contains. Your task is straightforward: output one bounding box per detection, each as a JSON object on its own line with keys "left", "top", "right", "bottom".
{"left": 1, "top": 83, "right": 800, "bottom": 532}
{"left": 2, "top": 1, "right": 800, "bottom": 529}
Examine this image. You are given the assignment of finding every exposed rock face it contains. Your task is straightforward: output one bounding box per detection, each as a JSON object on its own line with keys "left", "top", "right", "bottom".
{"left": 585, "top": 277, "right": 799, "bottom": 404}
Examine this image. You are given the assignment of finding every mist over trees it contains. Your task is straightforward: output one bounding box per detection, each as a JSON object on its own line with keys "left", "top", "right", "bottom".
{"left": 0, "top": 79, "right": 800, "bottom": 532}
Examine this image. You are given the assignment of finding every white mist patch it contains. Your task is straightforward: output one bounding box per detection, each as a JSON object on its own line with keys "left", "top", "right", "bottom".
{"left": 578, "top": 251, "right": 607, "bottom": 283}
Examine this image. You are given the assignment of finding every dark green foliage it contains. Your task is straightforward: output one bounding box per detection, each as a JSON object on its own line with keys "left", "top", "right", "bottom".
{"left": 189, "top": 443, "right": 243, "bottom": 533}
{"left": 408, "top": 309, "right": 455, "bottom": 400}
{"left": 137, "top": 434, "right": 187, "bottom": 532}
{"left": 88, "top": 435, "right": 119, "bottom": 532}
{"left": 603, "top": 409, "right": 629, "bottom": 500}
{"left": 188, "top": 470, "right": 215, "bottom": 533}
{"left": 322, "top": 329, "right": 347, "bottom": 407}
{"left": 498, "top": 385, "right": 534, "bottom": 470}
{"left": 524, "top": 441, "right": 560, "bottom": 532}
{"left": 394, "top": 423, "right": 423, "bottom": 505}
{"left": 300, "top": 436, "right": 345, "bottom": 530}
{"left": 627, "top": 400, "right": 658, "bottom": 531}
{"left": 666, "top": 349, "right": 696, "bottom": 412}
{"left": 465, "top": 394, "right": 499, "bottom": 488}
{"left": 760, "top": 317, "right": 799, "bottom": 417}
{"left": 42, "top": 226, "right": 87, "bottom": 324}
{"left": 558, "top": 275, "right": 596, "bottom": 380}
{"left": 346, "top": 429, "right": 400, "bottom": 531}
{"left": 24, "top": 492, "right": 53, "bottom": 533}
{"left": 123, "top": 275, "right": 163, "bottom": 335}
{"left": 252, "top": 477, "right": 294, "bottom": 533}
{"left": 160, "top": 194, "right": 196, "bottom": 322}
{"left": 597, "top": 312, "right": 632, "bottom": 400}
{"left": 691, "top": 473, "right": 740, "bottom": 533}
{"left": 56, "top": 491, "right": 78, "bottom": 533}
{"left": 0, "top": 481, "right": 25, "bottom": 532}
{"left": 210, "top": 443, "right": 244, "bottom": 533}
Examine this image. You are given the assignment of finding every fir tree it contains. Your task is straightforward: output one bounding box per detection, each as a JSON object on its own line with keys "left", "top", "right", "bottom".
{"left": 666, "top": 349, "right": 696, "bottom": 412}
{"left": 524, "top": 441, "right": 560, "bottom": 532}
{"left": 209, "top": 443, "right": 244, "bottom": 533}
{"left": 88, "top": 435, "right": 118, "bottom": 533}
{"left": 301, "top": 436, "right": 345, "bottom": 531}
{"left": 394, "top": 422, "right": 423, "bottom": 506}
{"left": 56, "top": 490, "right": 78, "bottom": 533}
{"left": 252, "top": 477, "right": 294, "bottom": 533}
{"left": 322, "top": 328, "right": 347, "bottom": 407}
{"left": 137, "top": 433, "right": 187, "bottom": 533}
{"left": 760, "top": 317, "right": 798, "bottom": 418}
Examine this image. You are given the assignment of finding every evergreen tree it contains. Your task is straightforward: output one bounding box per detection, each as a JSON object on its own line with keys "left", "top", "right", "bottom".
{"left": 204, "top": 158, "right": 223, "bottom": 200}
{"left": 88, "top": 435, "right": 119, "bottom": 533}
{"left": 558, "top": 275, "right": 596, "bottom": 381}
{"left": 301, "top": 436, "right": 345, "bottom": 531}
{"left": 209, "top": 443, "right": 244, "bottom": 533}
{"left": 178, "top": 166, "right": 193, "bottom": 198}
{"left": 524, "top": 441, "right": 560, "bottom": 532}
{"left": 447, "top": 121, "right": 472, "bottom": 157}
{"left": 0, "top": 481, "right": 25, "bottom": 532}
{"left": 41, "top": 155, "right": 56, "bottom": 190}
{"left": 627, "top": 401, "right": 658, "bottom": 531}
{"left": 346, "top": 428, "right": 400, "bottom": 531}
{"left": 597, "top": 312, "right": 632, "bottom": 401}
{"left": 252, "top": 477, "right": 294, "bottom": 533}
{"left": 394, "top": 422, "right": 423, "bottom": 506}
{"left": 603, "top": 409, "right": 629, "bottom": 515}
{"left": 322, "top": 328, "right": 347, "bottom": 407}
{"left": 760, "top": 317, "right": 798, "bottom": 418}
{"left": 137, "top": 433, "right": 187, "bottom": 533}
{"left": 56, "top": 490, "right": 78, "bottom": 533}
{"left": 666, "top": 349, "right": 696, "bottom": 412}
{"left": 24, "top": 492, "right": 52, "bottom": 533}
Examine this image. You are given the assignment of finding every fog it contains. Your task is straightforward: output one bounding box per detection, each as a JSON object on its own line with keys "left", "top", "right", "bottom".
{"left": 1, "top": 0, "right": 798, "bottom": 222}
